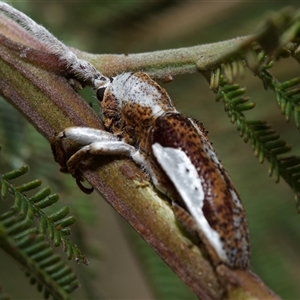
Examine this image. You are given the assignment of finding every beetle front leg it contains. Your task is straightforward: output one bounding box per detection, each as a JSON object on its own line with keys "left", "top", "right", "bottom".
{"left": 56, "top": 127, "right": 123, "bottom": 145}
{"left": 52, "top": 127, "right": 147, "bottom": 191}
{"left": 66, "top": 140, "right": 139, "bottom": 174}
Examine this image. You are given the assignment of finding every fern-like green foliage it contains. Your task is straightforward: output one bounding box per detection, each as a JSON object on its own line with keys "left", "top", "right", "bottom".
{"left": 259, "top": 69, "right": 300, "bottom": 128}
{"left": 214, "top": 78, "right": 300, "bottom": 207}
{"left": 208, "top": 7, "right": 300, "bottom": 208}
{"left": 0, "top": 158, "right": 87, "bottom": 299}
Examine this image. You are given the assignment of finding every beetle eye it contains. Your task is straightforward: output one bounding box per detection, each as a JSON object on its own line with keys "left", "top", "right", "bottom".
{"left": 97, "top": 87, "right": 106, "bottom": 102}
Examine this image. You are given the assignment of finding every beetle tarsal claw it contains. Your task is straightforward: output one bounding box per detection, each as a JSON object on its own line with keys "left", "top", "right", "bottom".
{"left": 75, "top": 175, "right": 94, "bottom": 194}
{"left": 51, "top": 132, "right": 93, "bottom": 193}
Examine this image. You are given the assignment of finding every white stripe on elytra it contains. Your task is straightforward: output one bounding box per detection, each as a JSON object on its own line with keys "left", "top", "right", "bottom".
{"left": 152, "top": 143, "right": 227, "bottom": 263}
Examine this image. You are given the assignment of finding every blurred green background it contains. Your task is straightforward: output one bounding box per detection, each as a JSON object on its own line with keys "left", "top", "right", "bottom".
{"left": 0, "top": 1, "right": 300, "bottom": 299}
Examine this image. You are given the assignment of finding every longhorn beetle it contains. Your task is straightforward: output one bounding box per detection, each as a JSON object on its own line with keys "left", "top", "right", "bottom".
{"left": 53, "top": 72, "right": 250, "bottom": 269}
{"left": 1, "top": 2, "right": 250, "bottom": 270}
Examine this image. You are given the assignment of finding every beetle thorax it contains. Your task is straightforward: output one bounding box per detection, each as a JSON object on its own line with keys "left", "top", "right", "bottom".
{"left": 100, "top": 72, "right": 177, "bottom": 144}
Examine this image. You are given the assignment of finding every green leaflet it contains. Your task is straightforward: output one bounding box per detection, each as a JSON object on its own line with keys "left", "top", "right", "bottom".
{"left": 208, "top": 7, "right": 300, "bottom": 209}
{"left": 259, "top": 71, "right": 300, "bottom": 128}
{"left": 0, "top": 161, "right": 87, "bottom": 299}
{"left": 215, "top": 78, "right": 300, "bottom": 208}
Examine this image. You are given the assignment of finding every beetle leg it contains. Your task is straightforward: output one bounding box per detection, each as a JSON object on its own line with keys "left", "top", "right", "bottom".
{"left": 55, "top": 127, "right": 147, "bottom": 175}
{"left": 57, "top": 127, "right": 121, "bottom": 145}
{"left": 66, "top": 140, "right": 138, "bottom": 174}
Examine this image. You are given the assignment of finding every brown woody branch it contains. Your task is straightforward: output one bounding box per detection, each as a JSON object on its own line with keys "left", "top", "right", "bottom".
{"left": 0, "top": 12, "right": 280, "bottom": 300}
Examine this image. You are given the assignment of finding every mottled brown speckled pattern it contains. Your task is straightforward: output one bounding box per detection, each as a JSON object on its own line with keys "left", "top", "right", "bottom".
{"left": 100, "top": 72, "right": 176, "bottom": 145}
{"left": 100, "top": 89, "right": 121, "bottom": 134}
{"left": 99, "top": 72, "right": 250, "bottom": 269}
{"left": 150, "top": 114, "right": 250, "bottom": 269}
